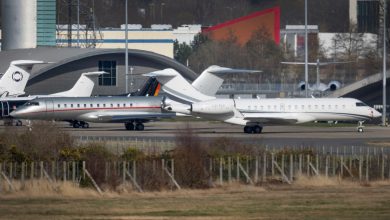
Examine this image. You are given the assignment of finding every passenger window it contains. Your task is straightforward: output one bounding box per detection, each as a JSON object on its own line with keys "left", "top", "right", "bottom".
{"left": 90, "top": 104, "right": 93, "bottom": 107}
{"left": 77, "top": 104, "right": 80, "bottom": 108}
{"left": 130, "top": 103, "right": 133, "bottom": 107}
{"left": 321, "top": 105, "right": 325, "bottom": 110}
{"left": 57, "top": 104, "right": 60, "bottom": 108}
{"left": 64, "top": 104, "right": 67, "bottom": 108}
{"left": 110, "top": 104, "right": 113, "bottom": 107}
{"left": 84, "top": 104, "right": 86, "bottom": 108}
{"left": 71, "top": 104, "right": 73, "bottom": 108}
{"left": 117, "top": 104, "right": 120, "bottom": 107}
{"left": 123, "top": 104, "right": 126, "bottom": 107}
{"left": 97, "top": 104, "right": 100, "bottom": 107}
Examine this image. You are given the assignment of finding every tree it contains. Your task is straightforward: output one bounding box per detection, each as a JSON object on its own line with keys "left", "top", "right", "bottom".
{"left": 174, "top": 40, "right": 192, "bottom": 65}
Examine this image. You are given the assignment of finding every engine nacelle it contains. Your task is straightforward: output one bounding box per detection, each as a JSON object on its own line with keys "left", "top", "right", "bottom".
{"left": 327, "top": 81, "right": 341, "bottom": 91}
{"left": 191, "top": 99, "right": 235, "bottom": 115}
{"left": 164, "top": 103, "right": 191, "bottom": 115}
{"left": 298, "top": 81, "right": 306, "bottom": 91}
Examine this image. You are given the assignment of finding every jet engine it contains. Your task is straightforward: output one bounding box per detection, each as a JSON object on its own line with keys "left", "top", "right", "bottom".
{"left": 298, "top": 81, "right": 306, "bottom": 91}
{"left": 191, "top": 99, "right": 235, "bottom": 115}
{"left": 327, "top": 81, "right": 341, "bottom": 91}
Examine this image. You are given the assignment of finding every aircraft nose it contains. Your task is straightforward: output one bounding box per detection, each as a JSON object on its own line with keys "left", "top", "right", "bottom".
{"left": 10, "top": 110, "right": 22, "bottom": 118}
{"left": 372, "top": 109, "right": 382, "bottom": 118}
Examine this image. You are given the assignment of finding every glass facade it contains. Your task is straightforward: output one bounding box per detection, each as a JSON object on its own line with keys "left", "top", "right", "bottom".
{"left": 37, "top": 0, "right": 56, "bottom": 46}
{"left": 98, "top": 61, "right": 117, "bottom": 86}
{"left": 357, "top": 0, "right": 379, "bottom": 33}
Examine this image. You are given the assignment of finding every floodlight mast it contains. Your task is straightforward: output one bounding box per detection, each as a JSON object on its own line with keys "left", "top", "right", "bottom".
{"left": 304, "top": 0, "right": 309, "bottom": 98}
{"left": 383, "top": 0, "right": 387, "bottom": 126}
{"left": 125, "top": 0, "right": 129, "bottom": 94}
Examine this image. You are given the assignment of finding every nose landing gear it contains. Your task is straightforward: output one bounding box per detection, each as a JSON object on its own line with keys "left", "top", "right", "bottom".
{"left": 357, "top": 121, "right": 364, "bottom": 133}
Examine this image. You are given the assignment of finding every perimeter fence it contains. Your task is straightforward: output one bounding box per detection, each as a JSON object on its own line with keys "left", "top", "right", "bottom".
{"left": 1, "top": 149, "right": 390, "bottom": 194}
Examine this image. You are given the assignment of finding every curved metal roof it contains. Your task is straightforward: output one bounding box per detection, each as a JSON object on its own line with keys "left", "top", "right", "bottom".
{"left": 0, "top": 47, "right": 197, "bottom": 80}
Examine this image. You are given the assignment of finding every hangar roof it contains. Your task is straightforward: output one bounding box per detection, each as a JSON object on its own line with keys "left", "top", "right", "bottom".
{"left": 0, "top": 47, "right": 197, "bottom": 80}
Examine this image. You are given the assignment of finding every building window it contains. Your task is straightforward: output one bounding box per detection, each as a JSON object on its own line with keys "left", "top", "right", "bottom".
{"left": 98, "top": 60, "right": 117, "bottom": 86}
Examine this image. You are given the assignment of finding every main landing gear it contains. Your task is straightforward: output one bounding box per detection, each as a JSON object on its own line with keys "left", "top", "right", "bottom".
{"left": 125, "top": 122, "right": 144, "bottom": 131}
{"left": 243, "top": 125, "right": 263, "bottom": 134}
{"left": 71, "top": 121, "right": 89, "bottom": 128}
{"left": 357, "top": 121, "right": 364, "bottom": 133}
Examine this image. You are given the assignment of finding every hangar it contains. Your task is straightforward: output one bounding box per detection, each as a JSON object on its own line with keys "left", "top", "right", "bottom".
{"left": 0, "top": 47, "right": 197, "bottom": 96}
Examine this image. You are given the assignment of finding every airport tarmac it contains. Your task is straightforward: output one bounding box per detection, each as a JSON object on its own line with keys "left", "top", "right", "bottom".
{"left": 51, "top": 120, "right": 390, "bottom": 149}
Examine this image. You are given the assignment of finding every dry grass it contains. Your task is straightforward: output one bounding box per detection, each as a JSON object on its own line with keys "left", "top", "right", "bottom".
{"left": 1, "top": 178, "right": 390, "bottom": 219}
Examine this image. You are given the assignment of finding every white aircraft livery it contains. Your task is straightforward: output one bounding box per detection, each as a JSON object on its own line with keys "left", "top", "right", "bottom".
{"left": 0, "top": 60, "right": 48, "bottom": 97}
{"left": 10, "top": 96, "right": 174, "bottom": 130}
{"left": 145, "top": 68, "right": 381, "bottom": 134}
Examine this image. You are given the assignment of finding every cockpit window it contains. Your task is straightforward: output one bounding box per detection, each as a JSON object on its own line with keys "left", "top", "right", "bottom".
{"left": 356, "top": 102, "right": 368, "bottom": 107}
{"left": 25, "top": 102, "right": 39, "bottom": 106}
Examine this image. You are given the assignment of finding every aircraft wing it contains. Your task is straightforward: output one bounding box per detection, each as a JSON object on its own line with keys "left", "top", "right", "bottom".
{"left": 241, "top": 112, "right": 314, "bottom": 124}
{"left": 79, "top": 111, "right": 176, "bottom": 122}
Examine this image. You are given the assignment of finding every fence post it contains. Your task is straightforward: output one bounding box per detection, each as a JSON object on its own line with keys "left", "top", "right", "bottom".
{"left": 63, "top": 161, "right": 67, "bottom": 181}
{"left": 340, "top": 156, "right": 344, "bottom": 177}
{"left": 122, "top": 161, "right": 126, "bottom": 184}
{"left": 262, "top": 153, "right": 267, "bottom": 182}
{"left": 298, "top": 154, "right": 302, "bottom": 176}
{"left": 40, "top": 161, "right": 44, "bottom": 180}
{"left": 51, "top": 161, "right": 56, "bottom": 182}
{"left": 281, "top": 154, "right": 285, "bottom": 176}
{"left": 306, "top": 155, "right": 310, "bottom": 176}
{"left": 325, "top": 155, "right": 329, "bottom": 178}
{"left": 332, "top": 155, "right": 336, "bottom": 176}
{"left": 171, "top": 159, "right": 175, "bottom": 179}
{"left": 9, "top": 162, "right": 13, "bottom": 182}
{"left": 82, "top": 161, "right": 86, "bottom": 179}
{"left": 21, "top": 162, "right": 25, "bottom": 188}
{"left": 132, "top": 160, "right": 136, "bottom": 183}
{"left": 30, "top": 162, "right": 34, "bottom": 180}
{"left": 255, "top": 156, "right": 259, "bottom": 184}
{"left": 289, "top": 154, "right": 294, "bottom": 182}
{"left": 382, "top": 154, "right": 385, "bottom": 181}
{"left": 236, "top": 156, "right": 240, "bottom": 182}
{"left": 219, "top": 157, "right": 223, "bottom": 185}
{"left": 271, "top": 153, "right": 275, "bottom": 177}
{"left": 72, "top": 161, "right": 76, "bottom": 183}
{"left": 316, "top": 154, "right": 319, "bottom": 173}
{"left": 228, "top": 157, "right": 232, "bottom": 183}
{"left": 366, "top": 153, "right": 369, "bottom": 182}
{"left": 359, "top": 155, "right": 363, "bottom": 182}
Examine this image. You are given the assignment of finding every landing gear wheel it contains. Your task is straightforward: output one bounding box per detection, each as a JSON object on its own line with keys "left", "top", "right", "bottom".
{"left": 357, "top": 121, "right": 364, "bottom": 133}
{"left": 15, "top": 120, "right": 22, "bottom": 126}
{"left": 73, "top": 122, "right": 81, "bottom": 128}
{"left": 125, "top": 122, "right": 134, "bottom": 130}
{"left": 82, "top": 122, "right": 89, "bottom": 128}
{"left": 244, "top": 126, "right": 253, "bottom": 134}
{"left": 135, "top": 123, "right": 144, "bottom": 131}
{"left": 253, "top": 125, "right": 262, "bottom": 134}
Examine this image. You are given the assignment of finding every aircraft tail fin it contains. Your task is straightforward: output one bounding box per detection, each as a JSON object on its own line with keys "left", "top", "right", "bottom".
{"left": 51, "top": 71, "right": 106, "bottom": 97}
{"left": 131, "top": 77, "right": 161, "bottom": 97}
{"left": 191, "top": 65, "right": 261, "bottom": 96}
{"left": 0, "top": 60, "right": 48, "bottom": 97}
{"left": 144, "top": 68, "right": 215, "bottom": 103}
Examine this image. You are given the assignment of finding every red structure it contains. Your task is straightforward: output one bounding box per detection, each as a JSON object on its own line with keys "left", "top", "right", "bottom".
{"left": 202, "top": 7, "right": 280, "bottom": 45}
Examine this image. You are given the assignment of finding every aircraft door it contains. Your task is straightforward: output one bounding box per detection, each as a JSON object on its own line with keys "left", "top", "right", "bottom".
{"left": 280, "top": 103, "right": 285, "bottom": 112}
{"left": 45, "top": 100, "right": 54, "bottom": 117}
{"left": 1, "top": 101, "right": 10, "bottom": 117}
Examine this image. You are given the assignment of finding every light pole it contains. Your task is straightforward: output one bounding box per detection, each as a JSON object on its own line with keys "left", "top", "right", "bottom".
{"left": 383, "top": 0, "right": 387, "bottom": 125}
{"left": 304, "top": 0, "right": 309, "bottom": 98}
{"left": 125, "top": 0, "right": 129, "bottom": 94}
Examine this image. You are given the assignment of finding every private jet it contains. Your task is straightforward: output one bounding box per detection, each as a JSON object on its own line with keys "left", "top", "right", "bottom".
{"left": 144, "top": 68, "right": 381, "bottom": 134}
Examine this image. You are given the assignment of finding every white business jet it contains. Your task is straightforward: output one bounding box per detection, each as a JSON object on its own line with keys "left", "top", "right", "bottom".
{"left": 0, "top": 60, "right": 49, "bottom": 97}
{"left": 144, "top": 68, "right": 381, "bottom": 134}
